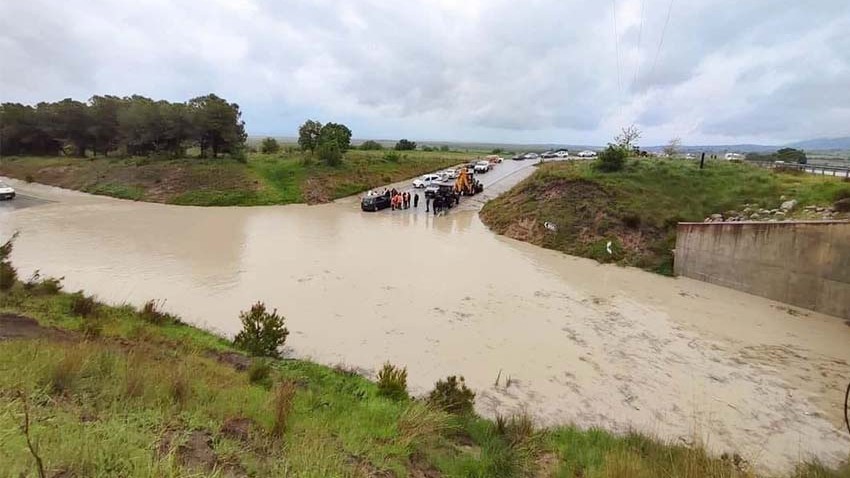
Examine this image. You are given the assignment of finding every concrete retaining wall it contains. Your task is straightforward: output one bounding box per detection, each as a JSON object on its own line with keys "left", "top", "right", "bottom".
{"left": 674, "top": 221, "right": 850, "bottom": 319}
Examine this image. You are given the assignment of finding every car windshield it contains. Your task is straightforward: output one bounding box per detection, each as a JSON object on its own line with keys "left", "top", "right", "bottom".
{"left": 0, "top": 182, "right": 8, "bottom": 188}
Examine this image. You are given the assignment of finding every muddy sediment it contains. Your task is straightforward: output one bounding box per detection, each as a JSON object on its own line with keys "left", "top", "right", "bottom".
{"left": 2, "top": 171, "right": 849, "bottom": 472}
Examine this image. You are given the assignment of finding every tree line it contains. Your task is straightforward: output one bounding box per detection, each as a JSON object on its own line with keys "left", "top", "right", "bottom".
{"left": 0, "top": 94, "right": 246, "bottom": 158}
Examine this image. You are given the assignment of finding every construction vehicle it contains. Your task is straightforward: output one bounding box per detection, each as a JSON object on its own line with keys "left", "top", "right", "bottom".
{"left": 454, "top": 168, "right": 484, "bottom": 196}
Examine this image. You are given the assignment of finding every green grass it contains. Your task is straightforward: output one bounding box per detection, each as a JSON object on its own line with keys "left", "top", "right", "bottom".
{"left": 481, "top": 159, "right": 850, "bottom": 274}
{"left": 0, "top": 149, "right": 470, "bottom": 206}
{"left": 0, "top": 273, "right": 847, "bottom": 476}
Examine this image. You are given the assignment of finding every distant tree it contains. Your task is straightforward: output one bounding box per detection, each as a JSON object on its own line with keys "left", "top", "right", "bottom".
{"left": 615, "top": 124, "right": 642, "bottom": 151}
{"left": 776, "top": 147, "right": 807, "bottom": 164}
{"left": 663, "top": 137, "right": 681, "bottom": 157}
{"left": 359, "top": 140, "right": 383, "bottom": 151}
{"left": 188, "top": 94, "right": 247, "bottom": 158}
{"left": 395, "top": 139, "right": 416, "bottom": 151}
{"left": 439, "top": 145, "right": 450, "bottom": 152}
{"left": 318, "top": 122, "right": 352, "bottom": 152}
{"left": 597, "top": 145, "right": 628, "bottom": 172}
{"left": 52, "top": 98, "right": 94, "bottom": 156}
{"left": 260, "top": 137, "right": 280, "bottom": 154}
{"left": 491, "top": 148, "right": 503, "bottom": 154}
{"left": 318, "top": 139, "right": 343, "bottom": 166}
{"left": 421, "top": 145, "right": 434, "bottom": 152}
{"left": 88, "top": 95, "right": 124, "bottom": 156}
{"left": 298, "top": 119, "right": 322, "bottom": 154}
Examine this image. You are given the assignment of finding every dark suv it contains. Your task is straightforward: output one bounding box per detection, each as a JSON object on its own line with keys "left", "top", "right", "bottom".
{"left": 361, "top": 194, "right": 391, "bottom": 212}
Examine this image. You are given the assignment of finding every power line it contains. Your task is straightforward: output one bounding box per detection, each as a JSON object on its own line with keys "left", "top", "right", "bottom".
{"left": 632, "top": 0, "right": 646, "bottom": 91}
{"left": 612, "top": 0, "right": 622, "bottom": 107}
{"left": 648, "top": 0, "right": 675, "bottom": 83}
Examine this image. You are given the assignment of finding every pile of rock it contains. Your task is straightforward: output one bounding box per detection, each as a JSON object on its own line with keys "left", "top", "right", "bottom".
{"left": 702, "top": 199, "right": 844, "bottom": 223}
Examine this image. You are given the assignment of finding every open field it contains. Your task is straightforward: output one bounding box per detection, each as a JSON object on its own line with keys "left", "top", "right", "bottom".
{"left": 1, "top": 271, "right": 848, "bottom": 477}
{"left": 0, "top": 150, "right": 476, "bottom": 206}
{"left": 480, "top": 159, "right": 850, "bottom": 274}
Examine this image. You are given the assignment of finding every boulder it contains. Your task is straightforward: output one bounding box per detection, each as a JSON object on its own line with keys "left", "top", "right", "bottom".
{"left": 780, "top": 199, "right": 798, "bottom": 211}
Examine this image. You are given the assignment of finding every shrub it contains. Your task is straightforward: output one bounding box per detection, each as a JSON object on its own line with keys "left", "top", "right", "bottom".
{"left": 23, "top": 270, "right": 64, "bottom": 295}
{"left": 271, "top": 380, "right": 297, "bottom": 438}
{"left": 234, "top": 302, "right": 289, "bottom": 358}
{"left": 376, "top": 362, "right": 408, "bottom": 400}
{"left": 427, "top": 375, "right": 475, "bottom": 414}
{"left": 835, "top": 198, "right": 850, "bottom": 212}
{"left": 383, "top": 151, "right": 401, "bottom": 163}
{"left": 597, "top": 145, "right": 628, "bottom": 172}
{"left": 70, "top": 291, "right": 97, "bottom": 317}
{"left": 25, "top": 174, "right": 34, "bottom": 183}
{"left": 140, "top": 299, "right": 175, "bottom": 325}
{"left": 80, "top": 316, "right": 103, "bottom": 339}
{"left": 395, "top": 139, "right": 417, "bottom": 151}
{"left": 260, "top": 137, "right": 280, "bottom": 154}
{"left": 621, "top": 213, "right": 642, "bottom": 229}
{"left": 439, "top": 145, "right": 450, "bottom": 152}
{"left": 0, "top": 233, "right": 18, "bottom": 291}
{"left": 359, "top": 140, "right": 384, "bottom": 151}
{"left": 248, "top": 359, "right": 273, "bottom": 387}
{"left": 318, "top": 140, "right": 343, "bottom": 167}
{"left": 421, "top": 146, "right": 434, "bottom": 152}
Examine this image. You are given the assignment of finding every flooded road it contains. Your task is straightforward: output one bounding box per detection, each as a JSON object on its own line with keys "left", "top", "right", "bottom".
{"left": 1, "top": 166, "right": 849, "bottom": 472}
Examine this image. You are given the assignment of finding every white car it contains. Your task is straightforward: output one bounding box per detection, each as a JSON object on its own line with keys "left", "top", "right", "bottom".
{"left": 522, "top": 152, "right": 540, "bottom": 160}
{"left": 474, "top": 161, "right": 491, "bottom": 173}
{"left": 412, "top": 174, "right": 444, "bottom": 188}
{"left": 577, "top": 150, "right": 597, "bottom": 158}
{"left": 0, "top": 181, "right": 15, "bottom": 200}
{"left": 442, "top": 169, "right": 459, "bottom": 179}
{"left": 555, "top": 150, "right": 570, "bottom": 158}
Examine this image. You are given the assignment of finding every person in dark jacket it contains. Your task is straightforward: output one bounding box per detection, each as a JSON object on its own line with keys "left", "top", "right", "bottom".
{"left": 413, "top": 193, "right": 419, "bottom": 208}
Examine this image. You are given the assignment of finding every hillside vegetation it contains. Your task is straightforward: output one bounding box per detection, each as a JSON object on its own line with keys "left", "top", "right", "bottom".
{"left": 480, "top": 159, "right": 850, "bottom": 274}
{"left": 1, "top": 241, "right": 847, "bottom": 477}
{"left": 0, "top": 150, "right": 466, "bottom": 206}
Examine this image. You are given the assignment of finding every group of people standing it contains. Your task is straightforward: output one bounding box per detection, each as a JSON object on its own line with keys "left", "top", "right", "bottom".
{"left": 386, "top": 188, "right": 419, "bottom": 211}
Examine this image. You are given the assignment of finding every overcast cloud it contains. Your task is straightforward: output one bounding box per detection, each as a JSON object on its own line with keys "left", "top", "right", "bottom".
{"left": 1, "top": 0, "right": 848, "bottom": 145}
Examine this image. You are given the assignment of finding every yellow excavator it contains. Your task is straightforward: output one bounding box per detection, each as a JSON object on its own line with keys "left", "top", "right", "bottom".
{"left": 454, "top": 168, "right": 484, "bottom": 196}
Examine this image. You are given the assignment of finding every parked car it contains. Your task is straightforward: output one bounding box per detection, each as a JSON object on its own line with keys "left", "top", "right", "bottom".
{"left": 442, "top": 169, "right": 459, "bottom": 179}
{"left": 555, "top": 150, "right": 569, "bottom": 158}
{"left": 577, "top": 150, "right": 597, "bottom": 158}
{"left": 541, "top": 151, "right": 557, "bottom": 158}
{"left": 474, "top": 160, "right": 491, "bottom": 173}
{"left": 511, "top": 154, "right": 524, "bottom": 161}
{"left": 522, "top": 152, "right": 540, "bottom": 160}
{"left": 412, "top": 173, "right": 444, "bottom": 188}
{"left": 0, "top": 182, "right": 15, "bottom": 200}
{"left": 361, "top": 193, "right": 391, "bottom": 212}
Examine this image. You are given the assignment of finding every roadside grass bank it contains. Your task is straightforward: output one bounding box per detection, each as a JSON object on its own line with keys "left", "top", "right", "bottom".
{"left": 0, "top": 241, "right": 847, "bottom": 476}
{"left": 480, "top": 159, "right": 850, "bottom": 275}
{"left": 0, "top": 150, "right": 469, "bottom": 206}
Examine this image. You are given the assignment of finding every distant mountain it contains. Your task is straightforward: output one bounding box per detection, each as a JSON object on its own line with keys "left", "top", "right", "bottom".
{"left": 785, "top": 137, "right": 850, "bottom": 150}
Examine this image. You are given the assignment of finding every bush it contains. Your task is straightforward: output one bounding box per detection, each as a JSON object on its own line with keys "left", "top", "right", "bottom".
{"left": 395, "top": 139, "right": 417, "bottom": 151}
{"left": 359, "top": 140, "right": 384, "bottom": 151}
{"left": 25, "top": 174, "right": 34, "bottom": 183}
{"left": 318, "top": 140, "right": 343, "bottom": 167}
{"left": 439, "top": 145, "right": 450, "bottom": 152}
{"left": 383, "top": 151, "right": 402, "bottom": 163}
{"left": 23, "top": 270, "right": 64, "bottom": 295}
{"left": 597, "top": 145, "right": 628, "bottom": 172}
{"left": 427, "top": 375, "right": 475, "bottom": 414}
{"left": 260, "top": 137, "right": 280, "bottom": 154}
{"left": 0, "top": 233, "right": 18, "bottom": 291}
{"left": 70, "top": 291, "right": 97, "bottom": 317}
{"left": 421, "top": 146, "right": 434, "bottom": 152}
{"left": 140, "top": 299, "right": 175, "bottom": 325}
{"left": 835, "top": 197, "right": 850, "bottom": 212}
{"left": 248, "top": 359, "right": 273, "bottom": 387}
{"left": 234, "top": 302, "right": 289, "bottom": 357}
{"left": 376, "top": 362, "right": 408, "bottom": 400}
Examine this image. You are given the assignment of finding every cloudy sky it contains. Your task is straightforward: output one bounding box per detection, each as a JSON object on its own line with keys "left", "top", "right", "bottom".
{"left": 1, "top": 0, "right": 848, "bottom": 145}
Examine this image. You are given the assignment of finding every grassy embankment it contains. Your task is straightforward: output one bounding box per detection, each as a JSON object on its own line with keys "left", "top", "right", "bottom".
{"left": 480, "top": 159, "right": 850, "bottom": 275}
{"left": 0, "top": 149, "right": 471, "bottom": 206}
{"left": 1, "top": 257, "right": 848, "bottom": 476}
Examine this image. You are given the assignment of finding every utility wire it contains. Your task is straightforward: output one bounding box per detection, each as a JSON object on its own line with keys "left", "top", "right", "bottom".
{"left": 631, "top": 0, "right": 646, "bottom": 91}
{"left": 611, "top": 0, "right": 622, "bottom": 108}
{"left": 648, "top": 0, "right": 675, "bottom": 84}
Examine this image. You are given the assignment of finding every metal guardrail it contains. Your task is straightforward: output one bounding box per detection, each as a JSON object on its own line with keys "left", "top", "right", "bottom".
{"left": 745, "top": 160, "right": 850, "bottom": 178}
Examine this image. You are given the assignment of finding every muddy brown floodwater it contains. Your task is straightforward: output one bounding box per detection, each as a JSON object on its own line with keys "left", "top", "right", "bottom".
{"left": 1, "top": 171, "right": 849, "bottom": 473}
